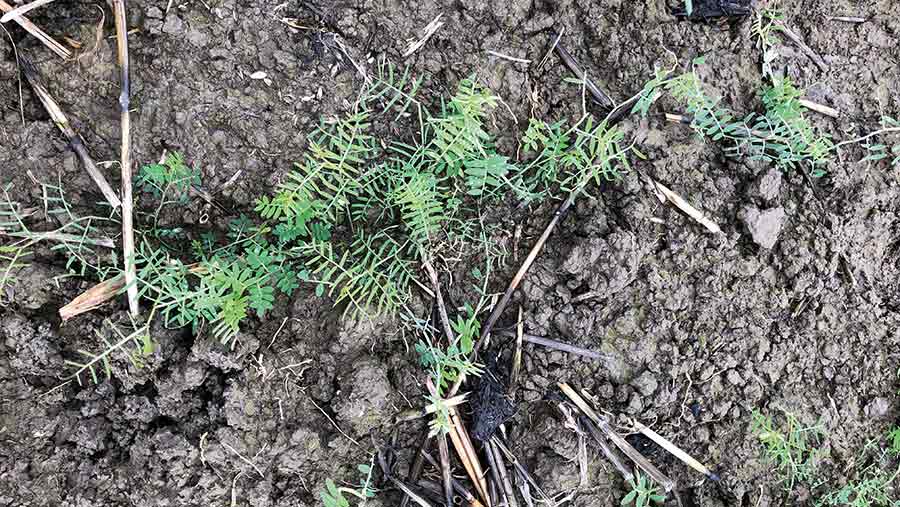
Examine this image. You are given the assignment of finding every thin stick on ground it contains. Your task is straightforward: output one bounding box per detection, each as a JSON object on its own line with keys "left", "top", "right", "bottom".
{"left": 1, "top": 24, "right": 24, "bottom": 125}
{"left": 552, "top": 34, "right": 614, "bottom": 108}
{"left": 0, "top": 0, "right": 70, "bottom": 59}
{"left": 220, "top": 441, "right": 264, "bottom": 478}
{"left": 508, "top": 306, "right": 523, "bottom": 395}
{"left": 559, "top": 383, "right": 677, "bottom": 492}
{"left": 307, "top": 394, "right": 362, "bottom": 448}
{"left": 486, "top": 50, "right": 530, "bottom": 64}
{"left": 798, "top": 99, "right": 839, "bottom": 118}
{"left": 641, "top": 172, "right": 723, "bottom": 235}
{"left": 112, "top": 0, "right": 139, "bottom": 318}
{"left": 496, "top": 330, "right": 609, "bottom": 361}
{"left": 437, "top": 431, "right": 453, "bottom": 507}
{"left": 376, "top": 450, "right": 436, "bottom": 507}
{"left": 490, "top": 437, "right": 552, "bottom": 503}
{"left": 422, "top": 257, "right": 454, "bottom": 343}
{"left": 485, "top": 439, "right": 518, "bottom": 507}
{"left": 421, "top": 452, "right": 485, "bottom": 507}
{"left": 19, "top": 57, "right": 122, "bottom": 209}
{"left": 403, "top": 13, "right": 444, "bottom": 58}
{"left": 447, "top": 191, "right": 578, "bottom": 397}
{"left": 632, "top": 419, "right": 720, "bottom": 481}
{"left": 579, "top": 414, "right": 634, "bottom": 482}
{"left": 827, "top": 16, "right": 866, "bottom": 23}
{"left": 774, "top": 20, "right": 828, "bottom": 72}
{"left": 0, "top": 0, "right": 56, "bottom": 23}
{"left": 400, "top": 432, "right": 433, "bottom": 507}
{"left": 447, "top": 408, "right": 490, "bottom": 504}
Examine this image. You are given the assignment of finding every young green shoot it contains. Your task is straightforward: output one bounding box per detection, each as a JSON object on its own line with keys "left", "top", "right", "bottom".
{"left": 751, "top": 410, "right": 822, "bottom": 493}
{"left": 621, "top": 473, "right": 666, "bottom": 507}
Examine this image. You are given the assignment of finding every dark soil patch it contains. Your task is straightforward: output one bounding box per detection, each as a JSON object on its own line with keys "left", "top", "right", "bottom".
{"left": 2, "top": 0, "right": 900, "bottom": 506}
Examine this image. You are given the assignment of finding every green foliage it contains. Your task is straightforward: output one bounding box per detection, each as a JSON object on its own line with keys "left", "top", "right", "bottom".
{"left": 751, "top": 410, "right": 822, "bottom": 493}
{"left": 751, "top": 9, "right": 785, "bottom": 79}
{"left": 135, "top": 233, "right": 296, "bottom": 346}
{"left": 367, "top": 56, "right": 424, "bottom": 121}
{"left": 320, "top": 462, "right": 376, "bottom": 507}
{"left": 634, "top": 60, "right": 833, "bottom": 175}
{"left": 853, "top": 116, "right": 900, "bottom": 169}
{"left": 463, "top": 155, "right": 517, "bottom": 197}
{"left": 521, "top": 118, "right": 571, "bottom": 191}
{"left": 0, "top": 181, "right": 115, "bottom": 282}
{"left": 887, "top": 427, "right": 900, "bottom": 457}
{"left": 756, "top": 77, "right": 834, "bottom": 174}
{"left": 816, "top": 464, "right": 900, "bottom": 507}
{"left": 427, "top": 78, "right": 496, "bottom": 175}
{"left": 294, "top": 232, "right": 412, "bottom": 319}
{"left": 256, "top": 111, "right": 376, "bottom": 227}
{"left": 65, "top": 319, "right": 154, "bottom": 386}
{"left": 390, "top": 170, "right": 446, "bottom": 246}
{"left": 621, "top": 473, "right": 666, "bottom": 507}
{"left": 559, "top": 116, "right": 630, "bottom": 193}
{"left": 137, "top": 151, "right": 201, "bottom": 202}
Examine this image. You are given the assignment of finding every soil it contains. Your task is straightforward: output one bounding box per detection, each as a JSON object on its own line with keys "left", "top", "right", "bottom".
{"left": 2, "top": 0, "right": 900, "bottom": 506}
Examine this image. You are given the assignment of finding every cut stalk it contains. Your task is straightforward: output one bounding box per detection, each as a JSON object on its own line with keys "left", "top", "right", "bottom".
{"left": 112, "top": 0, "right": 139, "bottom": 318}
{"left": 447, "top": 408, "right": 490, "bottom": 505}
{"left": 0, "top": 0, "right": 70, "bottom": 59}
{"left": 632, "top": 420, "right": 720, "bottom": 481}
{"left": 59, "top": 275, "right": 125, "bottom": 320}
{"left": 0, "top": 0, "right": 56, "bottom": 23}
{"left": 422, "top": 452, "right": 485, "bottom": 507}
{"left": 508, "top": 306, "right": 523, "bottom": 395}
{"left": 559, "top": 383, "right": 676, "bottom": 492}
{"left": 774, "top": 20, "right": 828, "bottom": 71}
{"left": 485, "top": 439, "right": 518, "bottom": 507}
{"left": 448, "top": 191, "right": 578, "bottom": 397}
{"left": 19, "top": 57, "right": 121, "bottom": 209}
{"left": 496, "top": 329, "right": 609, "bottom": 361}
{"left": 551, "top": 34, "right": 614, "bottom": 108}
{"left": 400, "top": 432, "right": 433, "bottom": 507}
{"left": 579, "top": 415, "right": 634, "bottom": 482}
{"left": 437, "top": 432, "right": 453, "bottom": 507}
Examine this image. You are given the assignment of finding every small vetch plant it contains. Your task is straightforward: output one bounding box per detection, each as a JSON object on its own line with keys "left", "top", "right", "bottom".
{"left": 633, "top": 57, "right": 834, "bottom": 175}
{"left": 65, "top": 318, "right": 154, "bottom": 386}
{"left": 621, "top": 473, "right": 666, "bottom": 507}
{"left": 320, "top": 462, "right": 376, "bottom": 507}
{"left": 136, "top": 151, "right": 200, "bottom": 202}
{"left": 415, "top": 302, "right": 483, "bottom": 435}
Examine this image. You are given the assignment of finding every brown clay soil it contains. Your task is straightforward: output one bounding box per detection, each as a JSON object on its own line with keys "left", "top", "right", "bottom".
{"left": 2, "top": 0, "right": 900, "bottom": 506}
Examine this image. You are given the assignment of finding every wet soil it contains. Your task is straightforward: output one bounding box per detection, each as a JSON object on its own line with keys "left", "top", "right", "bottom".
{"left": 2, "top": 0, "right": 900, "bottom": 506}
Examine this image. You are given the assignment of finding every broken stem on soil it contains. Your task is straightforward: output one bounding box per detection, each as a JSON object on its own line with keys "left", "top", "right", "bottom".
{"left": 485, "top": 439, "right": 518, "bottom": 507}
{"left": 19, "top": 57, "right": 121, "bottom": 209}
{"left": 508, "top": 307, "right": 523, "bottom": 395}
{"left": 0, "top": 0, "right": 70, "bottom": 59}
{"left": 774, "top": 20, "right": 828, "bottom": 71}
{"left": 560, "top": 383, "right": 677, "bottom": 492}
{"left": 632, "top": 419, "right": 720, "bottom": 481}
{"left": 496, "top": 329, "right": 609, "bottom": 361}
{"left": 113, "top": 0, "right": 139, "bottom": 318}
{"left": 448, "top": 190, "right": 579, "bottom": 397}
{"left": 400, "top": 432, "right": 433, "bottom": 507}
{"left": 551, "top": 33, "right": 614, "bottom": 108}
{"left": 0, "top": 0, "right": 56, "bottom": 23}
{"left": 422, "top": 452, "right": 484, "bottom": 507}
